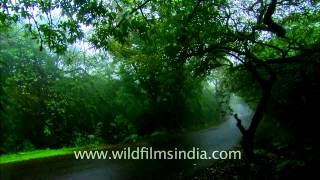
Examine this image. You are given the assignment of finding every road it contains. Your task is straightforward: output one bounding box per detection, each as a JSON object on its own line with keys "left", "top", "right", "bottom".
{"left": 0, "top": 96, "right": 253, "bottom": 180}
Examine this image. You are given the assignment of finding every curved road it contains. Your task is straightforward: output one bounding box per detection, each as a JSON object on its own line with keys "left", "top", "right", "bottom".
{"left": 1, "top": 96, "right": 253, "bottom": 180}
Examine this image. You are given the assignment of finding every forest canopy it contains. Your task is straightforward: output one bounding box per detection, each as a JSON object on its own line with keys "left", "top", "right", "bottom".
{"left": 1, "top": 0, "right": 320, "bottom": 162}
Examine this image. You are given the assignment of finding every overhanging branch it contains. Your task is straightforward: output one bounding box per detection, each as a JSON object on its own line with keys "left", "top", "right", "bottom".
{"left": 115, "top": 0, "right": 151, "bottom": 28}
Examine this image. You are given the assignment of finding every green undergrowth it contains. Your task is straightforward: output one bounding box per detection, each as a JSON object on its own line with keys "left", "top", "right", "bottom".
{"left": 0, "top": 148, "right": 78, "bottom": 165}
{"left": 0, "top": 122, "right": 222, "bottom": 165}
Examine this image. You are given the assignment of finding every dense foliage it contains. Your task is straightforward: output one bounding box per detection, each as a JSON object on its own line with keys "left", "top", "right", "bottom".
{"left": 0, "top": 25, "right": 223, "bottom": 153}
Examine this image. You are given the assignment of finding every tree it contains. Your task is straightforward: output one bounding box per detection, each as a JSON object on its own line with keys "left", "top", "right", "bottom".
{"left": 0, "top": 25, "right": 62, "bottom": 151}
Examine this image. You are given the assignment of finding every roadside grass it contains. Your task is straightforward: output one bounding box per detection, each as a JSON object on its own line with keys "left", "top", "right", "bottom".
{"left": 0, "top": 148, "right": 77, "bottom": 165}
{"left": 0, "top": 121, "right": 224, "bottom": 165}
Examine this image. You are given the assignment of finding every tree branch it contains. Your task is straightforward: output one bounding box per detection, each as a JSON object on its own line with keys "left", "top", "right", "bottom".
{"left": 115, "top": 0, "right": 151, "bottom": 28}
{"left": 234, "top": 114, "right": 247, "bottom": 135}
{"left": 262, "top": 0, "right": 286, "bottom": 38}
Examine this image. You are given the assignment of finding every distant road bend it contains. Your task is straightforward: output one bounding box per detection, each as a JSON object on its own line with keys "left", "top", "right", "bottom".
{"left": 0, "top": 95, "right": 252, "bottom": 180}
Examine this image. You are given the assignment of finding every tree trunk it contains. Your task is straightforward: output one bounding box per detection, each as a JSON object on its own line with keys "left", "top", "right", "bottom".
{"left": 243, "top": 84, "right": 273, "bottom": 159}
{"left": 235, "top": 62, "right": 276, "bottom": 159}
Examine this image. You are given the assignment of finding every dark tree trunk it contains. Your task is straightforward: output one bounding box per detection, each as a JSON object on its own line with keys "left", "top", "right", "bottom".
{"left": 235, "top": 62, "right": 276, "bottom": 159}
{"left": 236, "top": 84, "right": 273, "bottom": 159}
